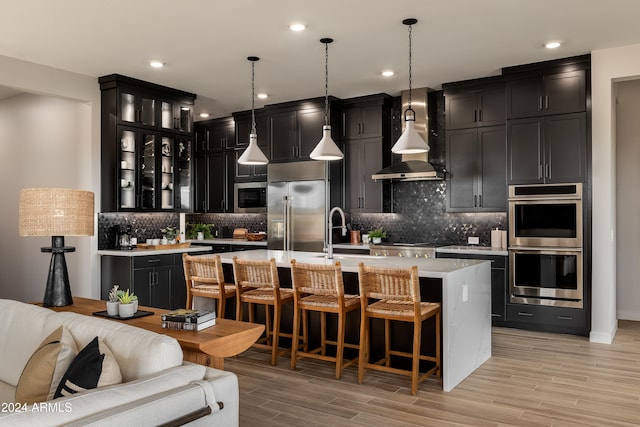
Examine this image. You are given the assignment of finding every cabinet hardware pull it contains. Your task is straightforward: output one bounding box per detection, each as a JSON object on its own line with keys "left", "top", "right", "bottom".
{"left": 361, "top": 122, "right": 365, "bottom": 134}
{"left": 538, "top": 96, "right": 543, "bottom": 111}
{"left": 479, "top": 195, "right": 482, "bottom": 207}
{"left": 558, "top": 316, "right": 573, "bottom": 320}
{"left": 544, "top": 95, "right": 549, "bottom": 110}
{"left": 474, "top": 110, "right": 477, "bottom": 123}
{"left": 545, "top": 163, "right": 550, "bottom": 178}
{"left": 479, "top": 110, "right": 483, "bottom": 122}
{"left": 220, "top": 200, "right": 225, "bottom": 211}
{"left": 538, "top": 164, "right": 543, "bottom": 179}
{"left": 517, "top": 312, "right": 533, "bottom": 317}
{"left": 342, "top": 113, "right": 346, "bottom": 136}
{"left": 474, "top": 195, "right": 477, "bottom": 207}
{"left": 148, "top": 259, "right": 161, "bottom": 263}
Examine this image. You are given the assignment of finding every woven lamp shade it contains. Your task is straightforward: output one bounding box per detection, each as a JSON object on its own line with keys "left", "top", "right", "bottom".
{"left": 19, "top": 188, "right": 94, "bottom": 237}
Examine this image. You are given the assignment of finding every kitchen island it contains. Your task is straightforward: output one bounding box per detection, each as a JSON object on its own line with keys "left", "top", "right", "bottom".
{"left": 216, "top": 249, "right": 491, "bottom": 392}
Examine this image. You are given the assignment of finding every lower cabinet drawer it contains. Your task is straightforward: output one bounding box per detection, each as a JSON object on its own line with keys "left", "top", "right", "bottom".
{"left": 506, "top": 304, "right": 588, "bottom": 332}
{"left": 133, "top": 254, "right": 174, "bottom": 268}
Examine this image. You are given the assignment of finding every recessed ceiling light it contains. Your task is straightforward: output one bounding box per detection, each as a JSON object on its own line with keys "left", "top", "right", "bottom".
{"left": 382, "top": 70, "right": 394, "bottom": 77}
{"left": 257, "top": 93, "right": 268, "bottom": 99}
{"left": 544, "top": 41, "right": 561, "bottom": 49}
{"left": 199, "top": 113, "right": 210, "bottom": 118}
{"left": 289, "top": 23, "right": 306, "bottom": 32}
{"left": 149, "top": 60, "right": 165, "bottom": 68}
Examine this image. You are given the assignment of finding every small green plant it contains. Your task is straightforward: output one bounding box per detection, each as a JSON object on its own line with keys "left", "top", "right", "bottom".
{"left": 368, "top": 228, "right": 388, "bottom": 239}
{"left": 108, "top": 285, "right": 120, "bottom": 303}
{"left": 160, "top": 226, "right": 178, "bottom": 240}
{"left": 186, "top": 223, "right": 214, "bottom": 239}
{"left": 118, "top": 289, "right": 136, "bottom": 305}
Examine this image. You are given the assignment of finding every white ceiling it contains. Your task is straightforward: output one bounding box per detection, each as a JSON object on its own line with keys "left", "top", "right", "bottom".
{"left": 2, "top": 0, "right": 640, "bottom": 118}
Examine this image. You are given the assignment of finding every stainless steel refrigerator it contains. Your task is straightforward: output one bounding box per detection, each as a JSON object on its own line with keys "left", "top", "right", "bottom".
{"left": 267, "top": 161, "right": 327, "bottom": 252}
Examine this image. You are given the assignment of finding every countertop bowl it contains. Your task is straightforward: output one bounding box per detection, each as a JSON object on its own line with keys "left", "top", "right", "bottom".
{"left": 246, "top": 233, "right": 266, "bottom": 241}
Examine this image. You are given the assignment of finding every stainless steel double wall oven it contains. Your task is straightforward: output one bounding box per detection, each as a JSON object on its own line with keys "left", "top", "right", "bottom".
{"left": 508, "top": 183, "right": 583, "bottom": 308}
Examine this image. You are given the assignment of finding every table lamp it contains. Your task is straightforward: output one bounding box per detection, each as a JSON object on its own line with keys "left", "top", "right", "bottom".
{"left": 19, "top": 188, "right": 94, "bottom": 307}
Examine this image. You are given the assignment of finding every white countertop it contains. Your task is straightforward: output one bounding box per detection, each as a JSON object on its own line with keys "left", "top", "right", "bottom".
{"left": 436, "top": 245, "right": 508, "bottom": 256}
{"left": 215, "top": 249, "right": 488, "bottom": 279}
{"left": 332, "top": 243, "right": 370, "bottom": 250}
{"left": 187, "top": 238, "right": 267, "bottom": 246}
{"left": 98, "top": 246, "right": 213, "bottom": 257}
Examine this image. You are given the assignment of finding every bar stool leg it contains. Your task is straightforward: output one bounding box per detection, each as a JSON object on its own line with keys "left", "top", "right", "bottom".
{"left": 436, "top": 311, "right": 441, "bottom": 378}
{"left": 218, "top": 297, "right": 225, "bottom": 320}
{"left": 335, "top": 311, "right": 345, "bottom": 379}
{"left": 358, "top": 315, "right": 369, "bottom": 384}
{"left": 320, "top": 312, "right": 327, "bottom": 356}
{"left": 265, "top": 305, "right": 272, "bottom": 346}
{"left": 290, "top": 303, "right": 300, "bottom": 370}
{"left": 385, "top": 319, "right": 391, "bottom": 366}
{"left": 302, "top": 309, "right": 309, "bottom": 353}
{"left": 411, "top": 319, "right": 421, "bottom": 395}
{"left": 271, "top": 302, "right": 281, "bottom": 366}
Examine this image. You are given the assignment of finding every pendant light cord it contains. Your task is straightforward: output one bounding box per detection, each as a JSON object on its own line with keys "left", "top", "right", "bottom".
{"left": 251, "top": 60, "right": 256, "bottom": 135}
{"left": 324, "top": 41, "right": 329, "bottom": 126}
{"left": 408, "top": 22, "right": 412, "bottom": 110}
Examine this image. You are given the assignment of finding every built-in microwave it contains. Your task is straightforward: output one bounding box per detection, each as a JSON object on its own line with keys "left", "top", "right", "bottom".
{"left": 234, "top": 182, "right": 267, "bottom": 213}
{"left": 508, "top": 183, "right": 582, "bottom": 248}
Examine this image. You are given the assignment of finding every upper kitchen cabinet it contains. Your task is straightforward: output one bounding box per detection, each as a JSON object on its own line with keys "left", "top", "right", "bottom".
{"left": 507, "top": 113, "right": 586, "bottom": 184}
{"left": 444, "top": 83, "right": 505, "bottom": 130}
{"left": 503, "top": 55, "right": 589, "bottom": 119}
{"left": 446, "top": 126, "right": 506, "bottom": 212}
{"left": 268, "top": 97, "right": 341, "bottom": 163}
{"left": 100, "top": 74, "right": 196, "bottom": 212}
{"left": 342, "top": 94, "right": 392, "bottom": 213}
{"left": 195, "top": 116, "right": 234, "bottom": 154}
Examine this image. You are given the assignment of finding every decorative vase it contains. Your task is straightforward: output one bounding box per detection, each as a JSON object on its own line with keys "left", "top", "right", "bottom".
{"left": 106, "top": 301, "right": 119, "bottom": 316}
{"left": 118, "top": 303, "right": 135, "bottom": 318}
{"left": 197, "top": 232, "right": 204, "bottom": 240}
{"left": 372, "top": 237, "right": 382, "bottom": 244}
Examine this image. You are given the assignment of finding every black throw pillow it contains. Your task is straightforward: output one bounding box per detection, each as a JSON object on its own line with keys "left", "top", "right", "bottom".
{"left": 54, "top": 337, "right": 104, "bottom": 398}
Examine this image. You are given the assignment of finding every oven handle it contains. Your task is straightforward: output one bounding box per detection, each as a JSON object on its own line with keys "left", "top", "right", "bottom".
{"left": 509, "top": 246, "right": 582, "bottom": 253}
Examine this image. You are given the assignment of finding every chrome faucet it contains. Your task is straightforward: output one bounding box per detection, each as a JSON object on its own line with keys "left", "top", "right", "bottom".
{"left": 327, "top": 206, "right": 347, "bottom": 259}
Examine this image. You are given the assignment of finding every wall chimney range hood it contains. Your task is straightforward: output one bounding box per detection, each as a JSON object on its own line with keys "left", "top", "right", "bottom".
{"left": 372, "top": 87, "right": 444, "bottom": 181}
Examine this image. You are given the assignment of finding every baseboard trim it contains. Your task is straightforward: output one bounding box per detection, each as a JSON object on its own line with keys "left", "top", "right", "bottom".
{"left": 589, "top": 324, "right": 618, "bottom": 344}
{"left": 616, "top": 310, "right": 640, "bottom": 321}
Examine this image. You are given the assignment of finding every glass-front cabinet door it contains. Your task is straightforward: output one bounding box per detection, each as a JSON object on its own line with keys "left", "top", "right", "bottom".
{"left": 177, "top": 138, "right": 192, "bottom": 210}
{"left": 141, "top": 132, "right": 156, "bottom": 209}
{"left": 119, "top": 90, "right": 156, "bottom": 127}
{"left": 160, "top": 136, "right": 175, "bottom": 210}
{"left": 161, "top": 101, "right": 193, "bottom": 133}
{"left": 119, "top": 128, "right": 137, "bottom": 209}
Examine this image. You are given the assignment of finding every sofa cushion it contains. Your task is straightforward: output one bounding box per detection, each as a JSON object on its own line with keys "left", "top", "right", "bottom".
{"left": 0, "top": 364, "right": 208, "bottom": 426}
{"left": 0, "top": 300, "right": 59, "bottom": 388}
{"left": 14, "top": 326, "right": 77, "bottom": 404}
{"left": 54, "top": 337, "right": 122, "bottom": 398}
{"left": 51, "top": 311, "right": 183, "bottom": 382}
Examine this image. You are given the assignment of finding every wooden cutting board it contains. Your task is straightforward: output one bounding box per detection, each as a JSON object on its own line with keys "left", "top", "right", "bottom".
{"left": 233, "top": 228, "right": 248, "bottom": 239}
{"left": 136, "top": 242, "right": 191, "bottom": 250}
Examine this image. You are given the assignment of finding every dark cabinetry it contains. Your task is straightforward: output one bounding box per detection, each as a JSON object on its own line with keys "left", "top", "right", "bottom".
{"left": 445, "top": 88, "right": 505, "bottom": 129}
{"left": 100, "top": 74, "right": 195, "bottom": 212}
{"left": 343, "top": 94, "right": 392, "bottom": 213}
{"left": 194, "top": 148, "right": 233, "bottom": 213}
{"left": 269, "top": 98, "right": 341, "bottom": 162}
{"left": 446, "top": 126, "right": 506, "bottom": 212}
{"left": 436, "top": 252, "right": 507, "bottom": 325}
{"left": 505, "top": 304, "right": 588, "bottom": 335}
{"left": 443, "top": 80, "right": 506, "bottom": 212}
{"left": 506, "top": 70, "right": 586, "bottom": 119}
{"left": 507, "top": 113, "right": 586, "bottom": 184}
{"left": 101, "top": 253, "right": 190, "bottom": 310}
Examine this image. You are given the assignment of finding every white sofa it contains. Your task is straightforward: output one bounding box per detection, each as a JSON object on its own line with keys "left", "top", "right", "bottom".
{"left": 0, "top": 299, "right": 239, "bottom": 426}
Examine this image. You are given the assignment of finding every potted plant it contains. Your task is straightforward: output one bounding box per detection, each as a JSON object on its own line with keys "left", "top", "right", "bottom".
{"left": 368, "top": 228, "right": 387, "bottom": 244}
{"left": 106, "top": 284, "right": 120, "bottom": 316}
{"left": 160, "top": 226, "right": 178, "bottom": 244}
{"left": 117, "top": 289, "right": 137, "bottom": 318}
{"left": 186, "top": 223, "right": 214, "bottom": 240}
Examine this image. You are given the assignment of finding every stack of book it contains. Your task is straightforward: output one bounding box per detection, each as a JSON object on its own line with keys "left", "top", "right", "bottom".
{"left": 161, "top": 309, "right": 216, "bottom": 331}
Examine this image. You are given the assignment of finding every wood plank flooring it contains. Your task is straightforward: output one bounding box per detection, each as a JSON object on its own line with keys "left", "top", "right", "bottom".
{"left": 224, "top": 321, "right": 640, "bottom": 426}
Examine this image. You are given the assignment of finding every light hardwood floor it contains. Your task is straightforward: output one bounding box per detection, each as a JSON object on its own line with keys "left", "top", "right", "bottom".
{"left": 224, "top": 321, "right": 640, "bottom": 426}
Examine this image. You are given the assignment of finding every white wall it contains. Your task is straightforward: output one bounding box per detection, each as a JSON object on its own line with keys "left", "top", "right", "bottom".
{"left": 0, "top": 55, "right": 101, "bottom": 303}
{"left": 614, "top": 79, "right": 640, "bottom": 321}
{"left": 591, "top": 43, "right": 640, "bottom": 343}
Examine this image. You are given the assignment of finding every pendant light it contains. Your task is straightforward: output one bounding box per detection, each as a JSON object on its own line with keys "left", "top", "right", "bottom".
{"left": 391, "top": 18, "right": 430, "bottom": 154}
{"left": 238, "top": 56, "right": 268, "bottom": 165}
{"left": 310, "top": 38, "right": 344, "bottom": 161}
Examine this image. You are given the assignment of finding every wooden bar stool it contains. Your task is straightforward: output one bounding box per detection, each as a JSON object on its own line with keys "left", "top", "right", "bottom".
{"left": 232, "top": 256, "right": 294, "bottom": 365}
{"left": 357, "top": 263, "right": 441, "bottom": 395}
{"left": 290, "top": 259, "right": 361, "bottom": 379}
{"left": 182, "top": 253, "right": 236, "bottom": 318}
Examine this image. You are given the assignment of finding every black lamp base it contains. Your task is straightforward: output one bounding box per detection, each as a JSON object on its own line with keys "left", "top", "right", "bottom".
{"left": 41, "top": 236, "right": 75, "bottom": 307}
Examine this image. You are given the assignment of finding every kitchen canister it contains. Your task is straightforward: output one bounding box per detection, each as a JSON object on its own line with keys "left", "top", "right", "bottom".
{"left": 491, "top": 228, "right": 502, "bottom": 248}
{"left": 350, "top": 230, "right": 361, "bottom": 245}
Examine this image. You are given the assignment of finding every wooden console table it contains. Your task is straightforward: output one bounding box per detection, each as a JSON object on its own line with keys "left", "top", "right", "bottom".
{"left": 45, "top": 297, "right": 264, "bottom": 370}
